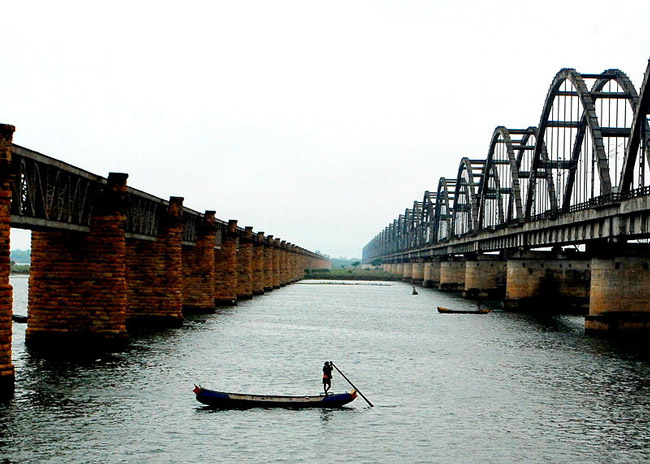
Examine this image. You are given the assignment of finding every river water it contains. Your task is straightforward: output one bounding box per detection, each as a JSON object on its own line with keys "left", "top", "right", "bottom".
{"left": 2, "top": 275, "right": 650, "bottom": 463}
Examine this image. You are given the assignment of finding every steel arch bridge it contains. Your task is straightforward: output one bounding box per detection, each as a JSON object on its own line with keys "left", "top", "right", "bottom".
{"left": 363, "top": 59, "right": 650, "bottom": 262}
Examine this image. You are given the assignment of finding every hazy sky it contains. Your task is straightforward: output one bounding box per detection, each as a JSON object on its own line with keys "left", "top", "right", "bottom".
{"left": 1, "top": 0, "right": 648, "bottom": 258}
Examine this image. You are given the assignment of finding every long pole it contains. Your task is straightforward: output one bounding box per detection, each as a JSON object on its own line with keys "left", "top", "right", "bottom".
{"left": 331, "top": 362, "right": 374, "bottom": 407}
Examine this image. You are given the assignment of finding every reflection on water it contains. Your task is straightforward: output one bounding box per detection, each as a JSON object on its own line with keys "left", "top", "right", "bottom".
{"left": 2, "top": 277, "right": 650, "bottom": 463}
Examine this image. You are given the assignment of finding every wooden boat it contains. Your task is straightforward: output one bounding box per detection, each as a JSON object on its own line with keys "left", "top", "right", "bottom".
{"left": 12, "top": 314, "right": 28, "bottom": 323}
{"left": 437, "top": 306, "right": 491, "bottom": 314}
{"left": 193, "top": 385, "right": 358, "bottom": 408}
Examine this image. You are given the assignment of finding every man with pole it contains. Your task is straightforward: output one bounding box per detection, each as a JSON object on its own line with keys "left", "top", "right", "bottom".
{"left": 322, "top": 361, "right": 333, "bottom": 395}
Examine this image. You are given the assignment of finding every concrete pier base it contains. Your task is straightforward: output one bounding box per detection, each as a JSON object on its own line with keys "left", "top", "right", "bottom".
{"left": 586, "top": 244, "right": 650, "bottom": 334}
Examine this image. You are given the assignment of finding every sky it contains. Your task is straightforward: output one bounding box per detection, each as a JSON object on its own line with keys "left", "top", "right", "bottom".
{"left": 1, "top": 0, "right": 648, "bottom": 258}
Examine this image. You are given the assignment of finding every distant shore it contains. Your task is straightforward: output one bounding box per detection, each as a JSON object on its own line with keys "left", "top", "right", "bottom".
{"left": 303, "top": 269, "right": 400, "bottom": 281}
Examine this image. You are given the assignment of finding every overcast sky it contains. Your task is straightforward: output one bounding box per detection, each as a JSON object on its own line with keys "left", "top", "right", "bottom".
{"left": 1, "top": 0, "right": 648, "bottom": 258}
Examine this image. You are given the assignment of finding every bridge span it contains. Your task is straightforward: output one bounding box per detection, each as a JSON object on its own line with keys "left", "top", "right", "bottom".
{"left": 363, "top": 59, "right": 650, "bottom": 334}
{"left": 0, "top": 127, "right": 329, "bottom": 396}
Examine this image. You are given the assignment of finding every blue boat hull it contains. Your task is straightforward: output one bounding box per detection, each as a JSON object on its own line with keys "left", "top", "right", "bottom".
{"left": 193, "top": 386, "right": 357, "bottom": 409}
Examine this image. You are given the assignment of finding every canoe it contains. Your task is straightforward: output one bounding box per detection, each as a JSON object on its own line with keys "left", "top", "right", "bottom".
{"left": 437, "top": 306, "right": 491, "bottom": 314}
{"left": 193, "top": 385, "right": 358, "bottom": 409}
{"left": 12, "top": 314, "right": 28, "bottom": 323}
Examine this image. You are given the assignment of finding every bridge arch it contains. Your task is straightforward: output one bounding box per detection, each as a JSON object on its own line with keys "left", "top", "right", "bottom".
{"left": 478, "top": 126, "right": 529, "bottom": 229}
{"left": 620, "top": 59, "right": 650, "bottom": 193}
{"left": 527, "top": 68, "right": 616, "bottom": 216}
{"left": 421, "top": 190, "right": 439, "bottom": 245}
{"left": 452, "top": 158, "right": 483, "bottom": 237}
{"left": 434, "top": 177, "right": 456, "bottom": 241}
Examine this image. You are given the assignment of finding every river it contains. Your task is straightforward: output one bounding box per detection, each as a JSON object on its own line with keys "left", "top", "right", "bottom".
{"left": 2, "top": 275, "right": 650, "bottom": 463}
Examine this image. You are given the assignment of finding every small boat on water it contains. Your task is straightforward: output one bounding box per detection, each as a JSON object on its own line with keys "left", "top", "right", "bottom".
{"left": 193, "top": 385, "right": 358, "bottom": 409}
{"left": 12, "top": 314, "right": 28, "bottom": 323}
{"left": 437, "top": 306, "right": 491, "bottom": 314}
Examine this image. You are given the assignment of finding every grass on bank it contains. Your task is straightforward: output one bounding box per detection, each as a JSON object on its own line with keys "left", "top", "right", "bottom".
{"left": 304, "top": 268, "right": 398, "bottom": 281}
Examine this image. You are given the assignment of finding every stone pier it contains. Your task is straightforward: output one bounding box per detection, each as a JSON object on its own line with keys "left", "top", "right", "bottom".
{"left": 214, "top": 219, "right": 238, "bottom": 305}
{"left": 0, "top": 124, "right": 14, "bottom": 397}
{"left": 586, "top": 243, "right": 650, "bottom": 333}
{"left": 251, "top": 232, "right": 266, "bottom": 295}
{"left": 463, "top": 254, "right": 506, "bottom": 299}
{"left": 272, "top": 238, "right": 281, "bottom": 289}
{"left": 27, "top": 173, "right": 130, "bottom": 349}
{"left": 236, "top": 226, "right": 254, "bottom": 299}
{"left": 263, "top": 235, "right": 275, "bottom": 292}
{"left": 125, "top": 197, "right": 184, "bottom": 326}
{"left": 439, "top": 257, "right": 466, "bottom": 292}
{"left": 411, "top": 261, "right": 424, "bottom": 285}
{"left": 423, "top": 259, "right": 441, "bottom": 287}
{"left": 182, "top": 211, "right": 218, "bottom": 313}
{"left": 505, "top": 249, "right": 590, "bottom": 311}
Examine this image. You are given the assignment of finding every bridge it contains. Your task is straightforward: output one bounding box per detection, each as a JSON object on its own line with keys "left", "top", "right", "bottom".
{"left": 0, "top": 131, "right": 329, "bottom": 396}
{"left": 363, "top": 59, "right": 650, "bottom": 333}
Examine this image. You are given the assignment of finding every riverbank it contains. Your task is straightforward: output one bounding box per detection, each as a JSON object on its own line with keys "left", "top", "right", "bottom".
{"left": 304, "top": 269, "right": 400, "bottom": 281}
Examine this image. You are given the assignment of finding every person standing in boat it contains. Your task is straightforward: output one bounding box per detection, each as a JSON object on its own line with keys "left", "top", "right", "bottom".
{"left": 322, "top": 361, "right": 333, "bottom": 395}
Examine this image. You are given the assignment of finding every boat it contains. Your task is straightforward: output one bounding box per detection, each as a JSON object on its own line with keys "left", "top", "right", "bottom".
{"left": 193, "top": 385, "right": 358, "bottom": 409}
{"left": 12, "top": 314, "right": 28, "bottom": 323}
{"left": 437, "top": 306, "right": 491, "bottom": 314}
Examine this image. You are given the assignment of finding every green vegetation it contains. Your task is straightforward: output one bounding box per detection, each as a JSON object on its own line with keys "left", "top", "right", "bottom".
{"left": 10, "top": 249, "right": 30, "bottom": 274}
{"left": 304, "top": 268, "right": 398, "bottom": 281}
{"left": 10, "top": 262, "right": 29, "bottom": 275}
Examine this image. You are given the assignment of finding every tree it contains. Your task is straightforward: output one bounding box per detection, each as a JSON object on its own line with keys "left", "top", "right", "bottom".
{"left": 352, "top": 261, "right": 360, "bottom": 268}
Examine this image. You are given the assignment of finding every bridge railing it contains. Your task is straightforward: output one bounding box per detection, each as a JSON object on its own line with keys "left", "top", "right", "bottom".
{"left": 10, "top": 144, "right": 105, "bottom": 232}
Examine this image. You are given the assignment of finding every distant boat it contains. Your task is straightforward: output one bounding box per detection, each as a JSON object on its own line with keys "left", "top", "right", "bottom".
{"left": 412, "top": 286, "right": 418, "bottom": 295}
{"left": 193, "top": 385, "right": 358, "bottom": 409}
{"left": 437, "top": 306, "right": 491, "bottom": 314}
{"left": 12, "top": 314, "right": 27, "bottom": 323}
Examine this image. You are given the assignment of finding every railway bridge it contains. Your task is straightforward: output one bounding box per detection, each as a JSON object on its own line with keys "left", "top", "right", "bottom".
{"left": 363, "top": 59, "right": 650, "bottom": 334}
{"left": 0, "top": 131, "right": 329, "bottom": 396}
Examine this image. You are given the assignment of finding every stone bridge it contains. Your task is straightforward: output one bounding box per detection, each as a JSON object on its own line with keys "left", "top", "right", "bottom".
{"left": 0, "top": 130, "right": 329, "bottom": 396}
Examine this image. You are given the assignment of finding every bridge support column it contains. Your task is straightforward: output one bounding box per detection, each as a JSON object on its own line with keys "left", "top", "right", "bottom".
{"left": 586, "top": 244, "right": 650, "bottom": 334}
{"left": 423, "top": 259, "right": 441, "bottom": 287}
{"left": 263, "top": 235, "right": 274, "bottom": 291}
{"left": 126, "top": 197, "right": 184, "bottom": 326}
{"left": 182, "top": 211, "right": 218, "bottom": 313}
{"left": 439, "top": 257, "right": 465, "bottom": 292}
{"left": 280, "top": 241, "right": 289, "bottom": 286}
{"left": 214, "top": 220, "right": 239, "bottom": 305}
{"left": 252, "top": 232, "right": 266, "bottom": 295}
{"left": 27, "top": 172, "right": 129, "bottom": 350}
{"left": 272, "top": 238, "right": 281, "bottom": 289}
{"left": 0, "top": 124, "right": 15, "bottom": 397}
{"left": 236, "top": 226, "right": 254, "bottom": 300}
{"left": 504, "top": 250, "right": 590, "bottom": 311}
{"left": 463, "top": 254, "right": 506, "bottom": 299}
{"left": 402, "top": 262, "right": 413, "bottom": 282}
{"left": 289, "top": 245, "right": 298, "bottom": 283}
{"left": 411, "top": 261, "right": 424, "bottom": 286}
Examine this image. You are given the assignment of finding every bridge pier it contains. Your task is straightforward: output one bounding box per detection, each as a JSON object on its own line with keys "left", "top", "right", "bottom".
{"left": 251, "top": 232, "right": 266, "bottom": 295}
{"left": 463, "top": 254, "right": 506, "bottom": 299}
{"left": 214, "top": 219, "right": 238, "bottom": 305}
{"left": 263, "top": 235, "right": 275, "bottom": 292}
{"left": 26, "top": 172, "right": 129, "bottom": 350}
{"left": 504, "top": 249, "right": 590, "bottom": 311}
{"left": 439, "top": 257, "right": 465, "bottom": 292}
{"left": 402, "top": 262, "right": 413, "bottom": 282}
{"left": 125, "top": 197, "right": 184, "bottom": 326}
{"left": 272, "top": 238, "right": 281, "bottom": 289}
{"left": 236, "top": 226, "right": 254, "bottom": 300}
{"left": 0, "top": 124, "right": 14, "bottom": 397}
{"left": 423, "top": 259, "right": 441, "bottom": 287}
{"left": 411, "top": 261, "right": 424, "bottom": 285}
{"left": 280, "top": 241, "right": 289, "bottom": 286}
{"left": 182, "top": 211, "right": 218, "bottom": 313}
{"left": 586, "top": 243, "right": 650, "bottom": 334}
